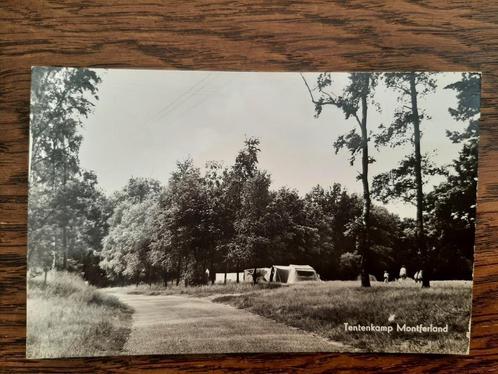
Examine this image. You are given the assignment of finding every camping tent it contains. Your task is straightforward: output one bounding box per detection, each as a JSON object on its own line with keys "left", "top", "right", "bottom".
{"left": 271, "top": 264, "right": 319, "bottom": 284}
{"left": 243, "top": 268, "right": 271, "bottom": 283}
{"left": 215, "top": 265, "right": 319, "bottom": 284}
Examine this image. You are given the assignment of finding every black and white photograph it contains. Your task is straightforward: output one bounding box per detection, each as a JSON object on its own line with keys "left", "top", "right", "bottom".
{"left": 27, "top": 68, "right": 480, "bottom": 358}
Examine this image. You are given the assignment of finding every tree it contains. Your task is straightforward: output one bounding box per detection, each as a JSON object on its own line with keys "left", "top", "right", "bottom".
{"left": 203, "top": 161, "right": 230, "bottom": 284}
{"left": 28, "top": 67, "right": 102, "bottom": 272}
{"left": 302, "top": 72, "right": 378, "bottom": 287}
{"left": 222, "top": 138, "right": 263, "bottom": 282}
{"left": 101, "top": 196, "right": 159, "bottom": 285}
{"left": 151, "top": 160, "right": 213, "bottom": 286}
{"left": 234, "top": 170, "right": 272, "bottom": 272}
{"left": 28, "top": 184, "right": 57, "bottom": 284}
{"left": 150, "top": 190, "right": 181, "bottom": 286}
{"left": 100, "top": 178, "right": 162, "bottom": 284}
{"left": 372, "top": 72, "right": 437, "bottom": 287}
{"left": 366, "top": 206, "right": 404, "bottom": 279}
{"left": 443, "top": 73, "right": 480, "bottom": 225}
{"left": 113, "top": 177, "right": 162, "bottom": 205}
{"left": 424, "top": 73, "right": 480, "bottom": 280}
{"left": 265, "top": 187, "right": 318, "bottom": 267}
{"left": 304, "top": 184, "right": 362, "bottom": 280}
{"left": 425, "top": 149, "right": 476, "bottom": 279}
{"left": 28, "top": 170, "right": 110, "bottom": 278}
{"left": 29, "top": 67, "right": 101, "bottom": 183}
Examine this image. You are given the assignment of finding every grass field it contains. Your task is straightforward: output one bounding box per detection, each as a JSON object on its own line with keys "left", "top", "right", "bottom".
{"left": 212, "top": 281, "right": 472, "bottom": 354}
{"left": 27, "top": 272, "right": 133, "bottom": 358}
{"left": 123, "top": 279, "right": 472, "bottom": 354}
{"left": 125, "top": 282, "right": 283, "bottom": 297}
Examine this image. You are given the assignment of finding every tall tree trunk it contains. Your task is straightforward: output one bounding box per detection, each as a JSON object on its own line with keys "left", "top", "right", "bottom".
{"left": 409, "top": 74, "right": 430, "bottom": 288}
{"left": 163, "top": 268, "right": 168, "bottom": 288}
{"left": 176, "top": 257, "right": 181, "bottom": 286}
{"left": 62, "top": 225, "right": 68, "bottom": 270}
{"left": 61, "top": 157, "right": 68, "bottom": 270}
{"left": 184, "top": 259, "right": 188, "bottom": 286}
{"left": 147, "top": 265, "right": 152, "bottom": 287}
{"left": 236, "top": 261, "right": 240, "bottom": 283}
{"left": 50, "top": 139, "right": 58, "bottom": 269}
{"left": 359, "top": 82, "right": 371, "bottom": 288}
{"left": 210, "top": 259, "right": 214, "bottom": 285}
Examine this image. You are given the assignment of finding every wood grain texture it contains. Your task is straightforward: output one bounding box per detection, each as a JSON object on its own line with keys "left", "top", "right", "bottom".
{"left": 1, "top": 0, "right": 497, "bottom": 372}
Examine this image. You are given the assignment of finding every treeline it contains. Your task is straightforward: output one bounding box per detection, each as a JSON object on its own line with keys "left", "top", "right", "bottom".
{"left": 27, "top": 68, "right": 479, "bottom": 287}
{"left": 97, "top": 141, "right": 408, "bottom": 286}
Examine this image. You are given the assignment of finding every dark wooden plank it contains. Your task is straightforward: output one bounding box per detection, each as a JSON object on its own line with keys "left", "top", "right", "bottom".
{"left": 0, "top": 0, "right": 497, "bottom": 372}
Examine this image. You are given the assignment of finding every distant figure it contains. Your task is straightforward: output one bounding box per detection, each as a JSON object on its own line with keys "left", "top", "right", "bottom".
{"left": 399, "top": 265, "right": 407, "bottom": 280}
{"left": 383, "top": 270, "right": 389, "bottom": 283}
{"left": 415, "top": 270, "right": 423, "bottom": 284}
{"left": 204, "top": 268, "right": 210, "bottom": 285}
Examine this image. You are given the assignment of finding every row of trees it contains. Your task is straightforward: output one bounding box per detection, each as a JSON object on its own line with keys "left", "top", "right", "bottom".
{"left": 303, "top": 72, "right": 479, "bottom": 287}
{"left": 28, "top": 68, "right": 479, "bottom": 288}
{"left": 98, "top": 141, "right": 410, "bottom": 286}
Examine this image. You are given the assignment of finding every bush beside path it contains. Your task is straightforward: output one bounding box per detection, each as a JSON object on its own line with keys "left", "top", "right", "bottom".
{"left": 27, "top": 272, "right": 133, "bottom": 358}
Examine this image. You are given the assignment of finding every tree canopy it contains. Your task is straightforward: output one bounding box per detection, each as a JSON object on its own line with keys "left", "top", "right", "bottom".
{"left": 28, "top": 70, "right": 480, "bottom": 288}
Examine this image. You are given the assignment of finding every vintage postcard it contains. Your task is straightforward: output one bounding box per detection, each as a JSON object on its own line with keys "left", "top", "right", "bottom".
{"left": 27, "top": 68, "right": 480, "bottom": 358}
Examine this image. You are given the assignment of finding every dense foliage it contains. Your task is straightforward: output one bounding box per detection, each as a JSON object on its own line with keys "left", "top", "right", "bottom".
{"left": 28, "top": 69, "right": 479, "bottom": 287}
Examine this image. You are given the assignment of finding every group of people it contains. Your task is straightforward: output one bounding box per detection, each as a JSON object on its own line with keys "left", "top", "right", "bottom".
{"left": 383, "top": 266, "right": 423, "bottom": 283}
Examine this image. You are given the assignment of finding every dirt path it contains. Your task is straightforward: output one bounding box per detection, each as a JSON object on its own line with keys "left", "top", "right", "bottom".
{"left": 104, "top": 289, "right": 349, "bottom": 355}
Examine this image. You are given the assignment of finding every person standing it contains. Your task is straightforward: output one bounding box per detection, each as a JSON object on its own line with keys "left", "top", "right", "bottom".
{"left": 416, "top": 270, "right": 423, "bottom": 284}
{"left": 399, "top": 265, "right": 407, "bottom": 281}
{"left": 204, "top": 268, "right": 210, "bottom": 285}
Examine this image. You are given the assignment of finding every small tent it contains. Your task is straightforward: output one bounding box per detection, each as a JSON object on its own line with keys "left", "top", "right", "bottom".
{"left": 271, "top": 264, "right": 319, "bottom": 284}
{"left": 243, "top": 268, "right": 271, "bottom": 283}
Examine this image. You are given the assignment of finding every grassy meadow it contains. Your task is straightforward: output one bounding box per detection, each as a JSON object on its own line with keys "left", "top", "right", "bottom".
{"left": 27, "top": 272, "right": 133, "bottom": 358}
{"left": 27, "top": 276, "right": 472, "bottom": 356}
{"left": 212, "top": 281, "right": 472, "bottom": 354}
{"left": 125, "top": 281, "right": 283, "bottom": 297}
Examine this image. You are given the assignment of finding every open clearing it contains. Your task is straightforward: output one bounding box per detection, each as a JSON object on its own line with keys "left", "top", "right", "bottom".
{"left": 29, "top": 278, "right": 471, "bottom": 357}
{"left": 104, "top": 288, "right": 351, "bottom": 355}
{"left": 214, "top": 280, "right": 473, "bottom": 354}
{"left": 125, "top": 280, "right": 472, "bottom": 354}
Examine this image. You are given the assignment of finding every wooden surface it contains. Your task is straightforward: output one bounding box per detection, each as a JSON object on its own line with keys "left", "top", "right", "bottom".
{"left": 1, "top": 1, "right": 497, "bottom": 372}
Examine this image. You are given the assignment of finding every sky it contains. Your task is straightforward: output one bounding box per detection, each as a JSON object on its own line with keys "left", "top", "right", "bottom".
{"left": 77, "top": 69, "right": 467, "bottom": 218}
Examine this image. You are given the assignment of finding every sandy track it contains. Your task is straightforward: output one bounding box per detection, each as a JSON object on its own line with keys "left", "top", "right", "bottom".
{"left": 104, "top": 289, "right": 348, "bottom": 355}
